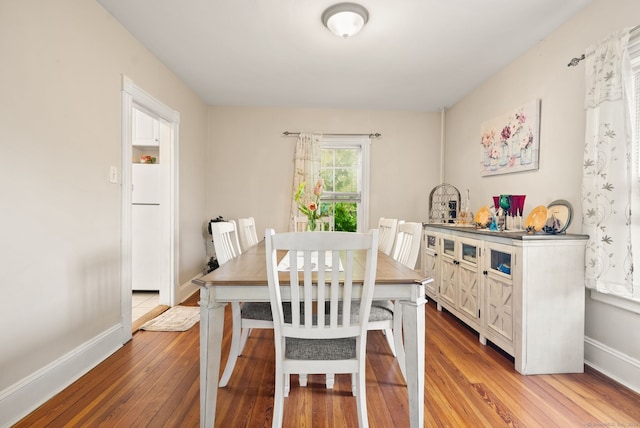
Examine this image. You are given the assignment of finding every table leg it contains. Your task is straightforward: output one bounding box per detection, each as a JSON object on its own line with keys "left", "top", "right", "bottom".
{"left": 401, "top": 292, "right": 426, "bottom": 428}
{"left": 199, "top": 286, "right": 226, "bottom": 428}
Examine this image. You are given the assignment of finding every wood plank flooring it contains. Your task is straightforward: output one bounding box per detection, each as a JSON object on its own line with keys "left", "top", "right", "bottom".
{"left": 15, "top": 294, "right": 640, "bottom": 427}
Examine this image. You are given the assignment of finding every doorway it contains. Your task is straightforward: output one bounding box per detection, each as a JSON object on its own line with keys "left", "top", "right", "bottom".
{"left": 120, "top": 76, "right": 179, "bottom": 343}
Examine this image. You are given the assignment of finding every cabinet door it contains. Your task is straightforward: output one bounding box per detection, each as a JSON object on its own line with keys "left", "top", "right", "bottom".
{"left": 422, "top": 231, "right": 439, "bottom": 299}
{"left": 438, "top": 237, "right": 456, "bottom": 307}
{"left": 457, "top": 238, "right": 480, "bottom": 322}
{"left": 132, "top": 204, "right": 162, "bottom": 290}
{"left": 483, "top": 243, "right": 514, "bottom": 352}
{"left": 133, "top": 108, "right": 159, "bottom": 146}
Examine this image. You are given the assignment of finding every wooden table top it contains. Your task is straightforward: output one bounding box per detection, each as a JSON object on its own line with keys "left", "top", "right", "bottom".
{"left": 195, "top": 239, "right": 425, "bottom": 287}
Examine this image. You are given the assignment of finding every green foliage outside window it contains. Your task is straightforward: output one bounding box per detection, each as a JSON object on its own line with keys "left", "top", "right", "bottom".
{"left": 321, "top": 147, "right": 359, "bottom": 232}
{"left": 320, "top": 202, "right": 357, "bottom": 232}
{"left": 334, "top": 202, "right": 357, "bottom": 232}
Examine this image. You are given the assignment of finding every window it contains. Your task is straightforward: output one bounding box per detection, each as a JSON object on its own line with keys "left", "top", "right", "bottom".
{"left": 319, "top": 136, "right": 370, "bottom": 232}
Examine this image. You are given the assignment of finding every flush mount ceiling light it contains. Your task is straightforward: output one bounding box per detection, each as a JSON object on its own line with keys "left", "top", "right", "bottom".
{"left": 321, "top": 3, "right": 369, "bottom": 39}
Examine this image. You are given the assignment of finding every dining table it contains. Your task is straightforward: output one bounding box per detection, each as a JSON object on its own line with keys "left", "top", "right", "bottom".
{"left": 192, "top": 239, "right": 431, "bottom": 427}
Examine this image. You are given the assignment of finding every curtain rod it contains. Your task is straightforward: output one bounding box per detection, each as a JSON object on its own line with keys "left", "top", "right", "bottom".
{"left": 282, "top": 131, "right": 382, "bottom": 138}
{"left": 567, "top": 24, "right": 640, "bottom": 67}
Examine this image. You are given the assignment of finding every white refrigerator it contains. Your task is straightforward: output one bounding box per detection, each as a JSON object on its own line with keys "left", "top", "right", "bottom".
{"left": 132, "top": 164, "right": 162, "bottom": 291}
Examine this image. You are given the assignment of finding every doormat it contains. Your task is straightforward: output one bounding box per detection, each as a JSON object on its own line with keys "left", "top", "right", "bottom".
{"left": 140, "top": 305, "right": 200, "bottom": 332}
{"left": 132, "top": 305, "right": 170, "bottom": 333}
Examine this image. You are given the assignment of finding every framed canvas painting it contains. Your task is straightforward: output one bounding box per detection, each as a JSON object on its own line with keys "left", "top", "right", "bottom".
{"left": 480, "top": 99, "right": 540, "bottom": 176}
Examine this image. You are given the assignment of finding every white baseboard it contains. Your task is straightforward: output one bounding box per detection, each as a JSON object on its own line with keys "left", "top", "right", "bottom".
{"left": 177, "top": 273, "right": 202, "bottom": 303}
{"left": 0, "top": 325, "right": 123, "bottom": 428}
{"left": 584, "top": 336, "right": 640, "bottom": 394}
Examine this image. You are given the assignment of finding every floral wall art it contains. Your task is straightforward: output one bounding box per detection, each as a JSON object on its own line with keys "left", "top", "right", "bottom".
{"left": 480, "top": 99, "right": 541, "bottom": 176}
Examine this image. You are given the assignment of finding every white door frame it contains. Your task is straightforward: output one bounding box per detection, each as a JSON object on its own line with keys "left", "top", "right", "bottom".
{"left": 120, "top": 75, "right": 180, "bottom": 343}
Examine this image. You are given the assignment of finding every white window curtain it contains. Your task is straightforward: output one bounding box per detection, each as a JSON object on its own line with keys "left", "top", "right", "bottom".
{"left": 582, "top": 28, "right": 635, "bottom": 298}
{"left": 289, "top": 133, "right": 322, "bottom": 231}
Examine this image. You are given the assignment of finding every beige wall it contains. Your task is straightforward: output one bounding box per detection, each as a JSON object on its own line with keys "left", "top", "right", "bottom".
{"left": 0, "top": 0, "right": 208, "bottom": 411}
{"left": 206, "top": 106, "right": 441, "bottom": 252}
{"left": 444, "top": 0, "right": 640, "bottom": 391}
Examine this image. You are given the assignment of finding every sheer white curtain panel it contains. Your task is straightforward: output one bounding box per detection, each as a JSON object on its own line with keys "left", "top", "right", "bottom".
{"left": 582, "top": 28, "right": 635, "bottom": 298}
{"left": 289, "top": 133, "right": 322, "bottom": 231}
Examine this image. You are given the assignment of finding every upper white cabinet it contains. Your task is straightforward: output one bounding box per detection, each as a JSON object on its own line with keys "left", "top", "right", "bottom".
{"left": 133, "top": 108, "right": 160, "bottom": 147}
{"left": 422, "top": 224, "right": 588, "bottom": 375}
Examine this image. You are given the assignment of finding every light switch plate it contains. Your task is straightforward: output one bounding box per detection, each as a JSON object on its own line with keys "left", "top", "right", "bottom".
{"left": 109, "top": 166, "right": 118, "bottom": 184}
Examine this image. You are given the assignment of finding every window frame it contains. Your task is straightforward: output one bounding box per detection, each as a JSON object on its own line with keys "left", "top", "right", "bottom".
{"left": 320, "top": 135, "right": 370, "bottom": 232}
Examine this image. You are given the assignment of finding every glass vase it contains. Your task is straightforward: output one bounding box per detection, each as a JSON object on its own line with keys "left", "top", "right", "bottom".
{"left": 499, "top": 144, "right": 509, "bottom": 166}
{"left": 521, "top": 146, "right": 532, "bottom": 165}
{"left": 511, "top": 136, "right": 521, "bottom": 158}
{"left": 483, "top": 148, "right": 491, "bottom": 167}
{"left": 307, "top": 217, "right": 317, "bottom": 231}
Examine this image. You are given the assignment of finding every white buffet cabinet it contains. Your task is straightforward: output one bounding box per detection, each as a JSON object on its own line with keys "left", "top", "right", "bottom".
{"left": 422, "top": 224, "right": 588, "bottom": 375}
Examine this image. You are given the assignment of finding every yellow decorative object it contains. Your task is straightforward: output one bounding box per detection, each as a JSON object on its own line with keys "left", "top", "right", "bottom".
{"left": 525, "top": 205, "right": 548, "bottom": 231}
{"left": 474, "top": 206, "right": 491, "bottom": 227}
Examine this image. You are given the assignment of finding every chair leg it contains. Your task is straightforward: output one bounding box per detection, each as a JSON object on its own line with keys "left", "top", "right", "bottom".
{"left": 219, "top": 302, "right": 243, "bottom": 387}
{"left": 273, "top": 370, "right": 285, "bottom": 428}
{"left": 325, "top": 373, "right": 334, "bottom": 389}
{"left": 239, "top": 327, "right": 251, "bottom": 355}
{"left": 284, "top": 373, "right": 291, "bottom": 397}
{"left": 393, "top": 302, "right": 407, "bottom": 381}
{"left": 383, "top": 328, "right": 397, "bottom": 357}
{"left": 299, "top": 373, "right": 308, "bottom": 387}
{"left": 355, "top": 370, "right": 369, "bottom": 427}
{"left": 351, "top": 373, "right": 356, "bottom": 396}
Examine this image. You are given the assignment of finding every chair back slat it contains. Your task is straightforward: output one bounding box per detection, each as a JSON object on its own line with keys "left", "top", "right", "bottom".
{"left": 392, "top": 221, "right": 422, "bottom": 269}
{"left": 238, "top": 217, "right": 259, "bottom": 251}
{"left": 210, "top": 220, "right": 242, "bottom": 265}
{"left": 377, "top": 218, "right": 399, "bottom": 256}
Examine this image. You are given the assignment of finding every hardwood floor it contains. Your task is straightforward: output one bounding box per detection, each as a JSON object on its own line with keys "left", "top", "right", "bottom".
{"left": 15, "top": 294, "right": 640, "bottom": 427}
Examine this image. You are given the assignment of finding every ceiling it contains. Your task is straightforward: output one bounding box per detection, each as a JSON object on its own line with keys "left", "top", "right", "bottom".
{"left": 97, "top": 0, "right": 592, "bottom": 112}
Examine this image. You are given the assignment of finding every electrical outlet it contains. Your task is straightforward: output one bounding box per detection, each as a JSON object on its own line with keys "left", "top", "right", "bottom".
{"left": 109, "top": 166, "right": 118, "bottom": 184}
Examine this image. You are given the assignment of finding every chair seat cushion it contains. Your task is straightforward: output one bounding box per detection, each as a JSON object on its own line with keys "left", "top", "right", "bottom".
{"left": 247, "top": 300, "right": 393, "bottom": 323}
{"left": 242, "top": 302, "right": 294, "bottom": 322}
{"left": 285, "top": 337, "right": 356, "bottom": 360}
{"left": 241, "top": 302, "right": 274, "bottom": 320}
{"left": 349, "top": 299, "right": 394, "bottom": 322}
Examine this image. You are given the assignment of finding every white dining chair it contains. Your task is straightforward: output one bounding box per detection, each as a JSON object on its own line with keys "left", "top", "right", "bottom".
{"left": 294, "top": 216, "right": 308, "bottom": 232}
{"left": 265, "top": 228, "right": 379, "bottom": 428}
{"left": 237, "top": 217, "right": 260, "bottom": 252}
{"left": 354, "top": 220, "right": 423, "bottom": 382}
{"left": 295, "top": 215, "right": 334, "bottom": 231}
{"left": 377, "top": 217, "right": 399, "bottom": 256}
{"left": 374, "top": 221, "right": 423, "bottom": 379}
{"left": 366, "top": 217, "right": 401, "bottom": 358}
{"left": 210, "top": 220, "right": 275, "bottom": 388}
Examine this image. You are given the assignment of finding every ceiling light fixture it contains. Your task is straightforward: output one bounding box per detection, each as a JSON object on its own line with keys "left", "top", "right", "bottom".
{"left": 321, "top": 3, "right": 369, "bottom": 39}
